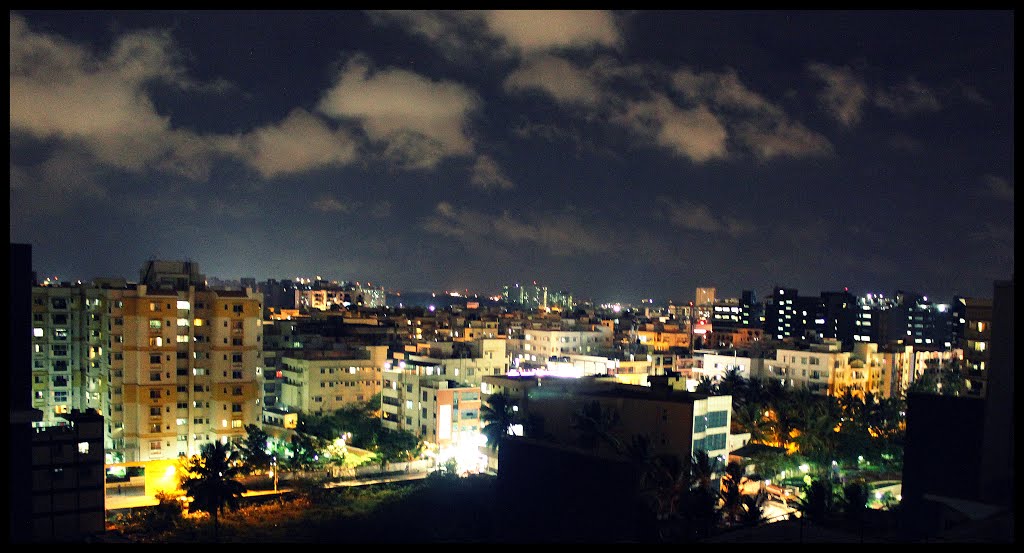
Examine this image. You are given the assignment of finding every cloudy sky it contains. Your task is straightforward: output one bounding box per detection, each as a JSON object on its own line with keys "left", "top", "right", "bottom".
{"left": 10, "top": 10, "right": 1014, "bottom": 304}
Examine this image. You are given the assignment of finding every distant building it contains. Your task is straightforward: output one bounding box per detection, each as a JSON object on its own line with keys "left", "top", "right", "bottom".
{"left": 695, "top": 286, "right": 716, "bottom": 319}
{"left": 761, "top": 342, "right": 849, "bottom": 396}
{"left": 952, "top": 295, "right": 992, "bottom": 397}
{"left": 763, "top": 286, "right": 818, "bottom": 342}
{"left": 817, "top": 290, "right": 857, "bottom": 349}
{"left": 508, "top": 323, "right": 614, "bottom": 362}
{"left": 295, "top": 281, "right": 386, "bottom": 310}
{"left": 502, "top": 281, "right": 561, "bottom": 310}
{"left": 710, "top": 290, "right": 757, "bottom": 331}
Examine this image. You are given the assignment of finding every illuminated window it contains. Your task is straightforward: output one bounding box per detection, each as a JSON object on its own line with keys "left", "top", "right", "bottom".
{"left": 177, "top": 300, "right": 190, "bottom": 310}
{"left": 77, "top": 441, "right": 89, "bottom": 454}
{"left": 33, "top": 327, "right": 43, "bottom": 337}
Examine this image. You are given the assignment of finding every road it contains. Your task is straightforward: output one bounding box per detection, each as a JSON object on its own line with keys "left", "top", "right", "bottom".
{"left": 105, "top": 471, "right": 431, "bottom": 512}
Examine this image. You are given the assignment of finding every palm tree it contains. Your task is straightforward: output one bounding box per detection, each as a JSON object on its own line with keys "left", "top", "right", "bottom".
{"left": 731, "top": 401, "right": 770, "bottom": 443}
{"left": 640, "top": 453, "right": 691, "bottom": 523}
{"left": 719, "top": 367, "right": 748, "bottom": 400}
{"left": 690, "top": 448, "right": 719, "bottom": 492}
{"left": 480, "top": 391, "right": 518, "bottom": 451}
{"left": 179, "top": 441, "right": 248, "bottom": 540}
{"left": 694, "top": 375, "right": 717, "bottom": 395}
{"left": 796, "top": 478, "right": 837, "bottom": 524}
{"left": 739, "top": 495, "right": 764, "bottom": 527}
{"left": 720, "top": 460, "right": 748, "bottom": 523}
{"left": 841, "top": 481, "right": 869, "bottom": 524}
{"left": 570, "top": 399, "right": 622, "bottom": 452}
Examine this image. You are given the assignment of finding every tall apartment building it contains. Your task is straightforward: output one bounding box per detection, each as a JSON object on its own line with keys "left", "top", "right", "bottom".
{"left": 694, "top": 286, "right": 716, "bottom": 317}
{"left": 501, "top": 280, "right": 569, "bottom": 311}
{"left": 13, "top": 244, "right": 106, "bottom": 542}
{"left": 107, "top": 261, "right": 264, "bottom": 463}
{"left": 952, "top": 296, "right": 992, "bottom": 397}
{"left": 817, "top": 290, "right": 857, "bottom": 348}
{"left": 30, "top": 282, "right": 122, "bottom": 433}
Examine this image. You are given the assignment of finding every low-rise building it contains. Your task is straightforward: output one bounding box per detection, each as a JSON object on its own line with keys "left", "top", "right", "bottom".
{"left": 278, "top": 346, "right": 388, "bottom": 414}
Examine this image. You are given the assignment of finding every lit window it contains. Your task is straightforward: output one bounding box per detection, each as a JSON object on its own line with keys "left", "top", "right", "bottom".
{"left": 33, "top": 327, "right": 43, "bottom": 337}
{"left": 77, "top": 441, "right": 89, "bottom": 454}
{"left": 177, "top": 300, "right": 190, "bottom": 310}
{"left": 194, "top": 318, "right": 204, "bottom": 327}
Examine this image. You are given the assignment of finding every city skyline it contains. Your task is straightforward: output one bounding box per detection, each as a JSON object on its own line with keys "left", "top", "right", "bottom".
{"left": 10, "top": 10, "right": 1014, "bottom": 305}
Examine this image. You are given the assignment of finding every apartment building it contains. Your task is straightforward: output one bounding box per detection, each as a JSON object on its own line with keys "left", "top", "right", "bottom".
{"left": 635, "top": 321, "right": 690, "bottom": 351}
{"left": 294, "top": 282, "right": 387, "bottom": 310}
{"left": 30, "top": 282, "right": 121, "bottom": 436}
{"left": 760, "top": 342, "right": 850, "bottom": 396}
{"left": 108, "top": 261, "right": 264, "bottom": 463}
{"left": 380, "top": 353, "right": 485, "bottom": 453}
{"left": 29, "top": 409, "right": 106, "bottom": 540}
{"left": 482, "top": 375, "right": 735, "bottom": 466}
{"left": 509, "top": 323, "right": 614, "bottom": 362}
{"left": 278, "top": 345, "right": 388, "bottom": 414}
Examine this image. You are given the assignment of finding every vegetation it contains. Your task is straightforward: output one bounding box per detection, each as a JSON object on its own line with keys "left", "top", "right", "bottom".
{"left": 179, "top": 441, "right": 248, "bottom": 540}
{"left": 251, "top": 394, "right": 422, "bottom": 478}
{"left": 479, "top": 390, "right": 518, "bottom": 451}
{"left": 706, "top": 373, "right": 907, "bottom": 481}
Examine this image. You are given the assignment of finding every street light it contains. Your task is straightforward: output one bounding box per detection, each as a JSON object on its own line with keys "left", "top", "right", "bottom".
{"left": 271, "top": 456, "right": 278, "bottom": 492}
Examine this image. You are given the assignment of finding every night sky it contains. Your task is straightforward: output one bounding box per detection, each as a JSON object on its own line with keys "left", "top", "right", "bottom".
{"left": 9, "top": 10, "right": 1014, "bottom": 304}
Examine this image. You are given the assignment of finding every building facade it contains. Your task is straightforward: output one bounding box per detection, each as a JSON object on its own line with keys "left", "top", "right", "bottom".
{"left": 278, "top": 346, "right": 388, "bottom": 414}
{"left": 108, "top": 261, "right": 265, "bottom": 463}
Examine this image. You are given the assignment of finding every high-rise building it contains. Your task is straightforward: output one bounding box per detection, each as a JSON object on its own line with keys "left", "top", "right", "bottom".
{"left": 951, "top": 295, "right": 992, "bottom": 397}
{"left": 816, "top": 290, "right": 857, "bottom": 348}
{"left": 694, "top": 287, "right": 716, "bottom": 319}
{"left": 502, "top": 281, "right": 551, "bottom": 309}
{"left": 106, "top": 260, "right": 264, "bottom": 463}
{"left": 12, "top": 244, "right": 105, "bottom": 542}
{"left": 30, "top": 282, "right": 124, "bottom": 436}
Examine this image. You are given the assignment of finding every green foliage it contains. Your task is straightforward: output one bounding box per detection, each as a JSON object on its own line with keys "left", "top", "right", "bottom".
{"left": 570, "top": 399, "right": 622, "bottom": 451}
{"left": 739, "top": 494, "right": 763, "bottom": 527}
{"left": 842, "top": 481, "right": 869, "bottom": 522}
{"left": 374, "top": 426, "right": 423, "bottom": 467}
{"left": 111, "top": 491, "right": 183, "bottom": 536}
{"left": 179, "top": 441, "right": 248, "bottom": 539}
{"left": 480, "top": 391, "right": 517, "bottom": 451}
{"left": 796, "top": 479, "right": 839, "bottom": 523}
{"left": 694, "top": 375, "right": 716, "bottom": 395}
{"left": 285, "top": 432, "right": 327, "bottom": 471}
{"left": 236, "top": 424, "right": 275, "bottom": 475}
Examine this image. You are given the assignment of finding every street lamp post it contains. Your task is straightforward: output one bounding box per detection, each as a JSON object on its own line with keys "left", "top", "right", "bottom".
{"left": 272, "top": 456, "right": 278, "bottom": 492}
